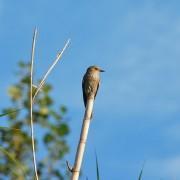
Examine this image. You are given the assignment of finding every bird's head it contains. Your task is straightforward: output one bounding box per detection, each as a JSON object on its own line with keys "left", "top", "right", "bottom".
{"left": 87, "top": 65, "right": 105, "bottom": 73}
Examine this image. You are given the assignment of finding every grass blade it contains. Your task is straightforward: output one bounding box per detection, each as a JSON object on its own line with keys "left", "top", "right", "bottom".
{"left": 138, "top": 168, "right": 143, "bottom": 180}
{"left": 95, "top": 151, "right": 100, "bottom": 180}
{"left": 138, "top": 162, "right": 145, "bottom": 180}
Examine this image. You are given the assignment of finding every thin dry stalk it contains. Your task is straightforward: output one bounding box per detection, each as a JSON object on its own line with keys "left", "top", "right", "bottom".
{"left": 30, "top": 28, "right": 39, "bottom": 180}
{"left": 32, "top": 39, "right": 70, "bottom": 103}
{"left": 71, "top": 98, "right": 94, "bottom": 180}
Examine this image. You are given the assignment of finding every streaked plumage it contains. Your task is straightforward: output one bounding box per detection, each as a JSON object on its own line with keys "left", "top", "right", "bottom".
{"left": 82, "top": 66, "right": 104, "bottom": 107}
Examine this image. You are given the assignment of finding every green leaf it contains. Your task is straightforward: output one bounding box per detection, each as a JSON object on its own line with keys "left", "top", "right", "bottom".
{"left": 21, "top": 75, "right": 30, "bottom": 84}
{"left": 49, "top": 110, "right": 61, "bottom": 120}
{"left": 38, "top": 96, "right": 53, "bottom": 106}
{"left": 18, "top": 61, "right": 30, "bottom": 68}
{"left": 60, "top": 106, "right": 67, "bottom": 114}
{"left": 8, "top": 86, "right": 22, "bottom": 100}
{"left": 0, "top": 108, "right": 22, "bottom": 118}
{"left": 51, "top": 169, "right": 63, "bottom": 178}
{"left": 56, "top": 123, "right": 69, "bottom": 136}
{"left": 39, "top": 107, "right": 49, "bottom": 116}
{"left": 18, "top": 61, "right": 26, "bottom": 68}
{"left": 42, "top": 84, "right": 52, "bottom": 93}
{"left": 44, "top": 133, "right": 54, "bottom": 144}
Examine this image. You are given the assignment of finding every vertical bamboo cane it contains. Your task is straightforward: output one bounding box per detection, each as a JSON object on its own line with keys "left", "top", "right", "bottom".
{"left": 71, "top": 98, "right": 94, "bottom": 180}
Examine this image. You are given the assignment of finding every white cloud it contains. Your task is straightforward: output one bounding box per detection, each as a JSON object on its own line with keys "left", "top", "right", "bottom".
{"left": 145, "top": 156, "right": 180, "bottom": 179}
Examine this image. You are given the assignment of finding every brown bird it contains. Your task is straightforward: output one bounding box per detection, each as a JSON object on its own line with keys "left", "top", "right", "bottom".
{"left": 82, "top": 66, "right": 105, "bottom": 108}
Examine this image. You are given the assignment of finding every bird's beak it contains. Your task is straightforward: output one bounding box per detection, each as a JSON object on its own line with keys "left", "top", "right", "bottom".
{"left": 100, "top": 69, "right": 105, "bottom": 72}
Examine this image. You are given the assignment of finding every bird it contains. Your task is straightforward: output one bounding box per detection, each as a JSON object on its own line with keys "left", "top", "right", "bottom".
{"left": 82, "top": 65, "right": 105, "bottom": 111}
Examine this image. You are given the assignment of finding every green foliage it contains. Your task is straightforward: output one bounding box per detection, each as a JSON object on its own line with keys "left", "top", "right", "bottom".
{"left": 0, "top": 147, "right": 27, "bottom": 177}
{"left": 0, "top": 61, "right": 70, "bottom": 179}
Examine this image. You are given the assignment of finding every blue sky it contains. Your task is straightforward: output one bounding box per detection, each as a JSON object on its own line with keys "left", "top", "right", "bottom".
{"left": 1, "top": 0, "right": 180, "bottom": 179}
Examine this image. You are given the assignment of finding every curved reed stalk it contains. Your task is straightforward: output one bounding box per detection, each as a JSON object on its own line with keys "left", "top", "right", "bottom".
{"left": 30, "top": 28, "right": 39, "bottom": 180}
{"left": 32, "top": 39, "right": 70, "bottom": 103}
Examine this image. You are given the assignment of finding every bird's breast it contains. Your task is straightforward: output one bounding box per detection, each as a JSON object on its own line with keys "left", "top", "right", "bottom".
{"left": 87, "top": 72, "right": 99, "bottom": 80}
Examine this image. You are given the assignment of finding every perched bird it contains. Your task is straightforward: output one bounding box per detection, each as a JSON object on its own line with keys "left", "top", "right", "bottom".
{"left": 82, "top": 65, "right": 105, "bottom": 109}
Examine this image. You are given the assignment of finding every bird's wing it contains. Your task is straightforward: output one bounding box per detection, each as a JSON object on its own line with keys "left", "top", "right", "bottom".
{"left": 94, "top": 80, "right": 99, "bottom": 99}
{"left": 82, "top": 75, "right": 87, "bottom": 107}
